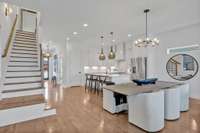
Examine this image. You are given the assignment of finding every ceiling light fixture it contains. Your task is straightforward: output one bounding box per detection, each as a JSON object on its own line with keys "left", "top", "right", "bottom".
{"left": 66, "top": 37, "right": 70, "bottom": 41}
{"left": 99, "top": 36, "right": 106, "bottom": 61}
{"left": 108, "top": 32, "right": 116, "bottom": 60}
{"left": 4, "top": 3, "right": 12, "bottom": 16}
{"left": 83, "top": 23, "right": 88, "bottom": 27}
{"left": 73, "top": 32, "right": 78, "bottom": 35}
{"left": 134, "top": 9, "right": 159, "bottom": 47}
{"left": 128, "top": 34, "right": 132, "bottom": 37}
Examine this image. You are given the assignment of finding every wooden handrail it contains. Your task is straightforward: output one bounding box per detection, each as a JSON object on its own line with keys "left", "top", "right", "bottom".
{"left": 2, "top": 15, "right": 18, "bottom": 58}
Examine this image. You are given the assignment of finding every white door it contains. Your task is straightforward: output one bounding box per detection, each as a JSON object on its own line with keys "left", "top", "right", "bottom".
{"left": 22, "top": 10, "right": 37, "bottom": 32}
{"left": 69, "top": 45, "right": 83, "bottom": 86}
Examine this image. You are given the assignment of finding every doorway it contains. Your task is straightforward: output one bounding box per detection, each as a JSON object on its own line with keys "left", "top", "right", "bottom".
{"left": 43, "top": 56, "right": 49, "bottom": 80}
{"left": 20, "top": 9, "right": 37, "bottom": 32}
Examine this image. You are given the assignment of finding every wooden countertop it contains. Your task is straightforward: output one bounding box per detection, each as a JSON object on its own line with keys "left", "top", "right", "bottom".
{"left": 85, "top": 73, "right": 130, "bottom": 77}
{"left": 104, "top": 81, "right": 184, "bottom": 96}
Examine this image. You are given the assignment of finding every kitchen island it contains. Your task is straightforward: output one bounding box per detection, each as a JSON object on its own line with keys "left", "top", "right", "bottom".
{"left": 103, "top": 81, "right": 189, "bottom": 132}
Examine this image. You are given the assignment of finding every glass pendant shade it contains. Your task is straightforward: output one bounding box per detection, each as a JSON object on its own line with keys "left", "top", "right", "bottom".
{"left": 108, "top": 32, "right": 116, "bottom": 59}
{"left": 108, "top": 46, "right": 115, "bottom": 59}
{"left": 99, "top": 48, "right": 106, "bottom": 60}
{"left": 99, "top": 36, "right": 106, "bottom": 61}
{"left": 135, "top": 9, "right": 159, "bottom": 47}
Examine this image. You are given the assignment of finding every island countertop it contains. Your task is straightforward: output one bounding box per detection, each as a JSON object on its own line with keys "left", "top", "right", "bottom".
{"left": 104, "top": 81, "right": 184, "bottom": 96}
{"left": 85, "top": 73, "right": 130, "bottom": 77}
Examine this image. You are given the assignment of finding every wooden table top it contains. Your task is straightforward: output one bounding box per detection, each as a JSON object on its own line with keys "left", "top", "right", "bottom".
{"left": 104, "top": 81, "right": 184, "bottom": 96}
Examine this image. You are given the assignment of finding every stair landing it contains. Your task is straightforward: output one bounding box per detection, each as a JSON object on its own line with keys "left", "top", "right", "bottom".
{"left": 0, "top": 95, "right": 44, "bottom": 110}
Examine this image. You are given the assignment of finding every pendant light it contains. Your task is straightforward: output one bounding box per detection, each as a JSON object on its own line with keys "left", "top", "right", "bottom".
{"left": 135, "top": 9, "right": 159, "bottom": 47}
{"left": 108, "top": 32, "right": 116, "bottom": 59}
{"left": 99, "top": 36, "right": 106, "bottom": 60}
{"left": 43, "top": 44, "right": 52, "bottom": 57}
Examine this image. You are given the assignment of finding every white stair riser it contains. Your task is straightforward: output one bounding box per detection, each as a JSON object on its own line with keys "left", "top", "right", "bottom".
{"left": 15, "top": 35, "right": 36, "bottom": 39}
{"left": 14, "top": 40, "right": 36, "bottom": 44}
{"left": 13, "top": 43, "right": 37, "bottom": 48}
{"left": 14, "top": 41, "right": 37, "bottom": 44}
{"left": 16, "top": 30, "right": 35, "bottom": 35}
{"left": 7, "top": 67, "right": 40, "bottom": 71}
{"left": 12, "top": 46, "right": 37, "bottom": 51}
{"left": 11, "top": 50, "right": 37, "bottom": 54}
{"left": 10, "top": 53, "right": 38, "bottom": 58}
{"left": 9, "top": 57, "right": 38, "bottom": 62}
{"left": 5, "top": 77, "right": 41, "bottom": 84}
{"left": 2, "top": 89, "right": 44, "bottom": 98}
{"left": 15, "top": 37, "right": 36, "bottom": 40}
{"left": 6, "top": 71, "right": 41, "bottom": 77}
{"left": 8, "top": 62, "right": 38, "bottom": 66}
{"left": 15, "top": 33, "right": 35, "bottom": 36}
{"left": 3, "top": 83, "right": 41, "bottom": 91}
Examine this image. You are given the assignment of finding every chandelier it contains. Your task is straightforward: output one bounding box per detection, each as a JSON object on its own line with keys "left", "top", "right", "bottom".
{"left": 135, "top": 9, "right": 159, "bottom": 47}
{"left": 99, "top": 36, "right": 106, "bottom": 60}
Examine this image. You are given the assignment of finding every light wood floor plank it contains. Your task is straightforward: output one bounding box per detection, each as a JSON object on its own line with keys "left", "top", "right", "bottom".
{"left": 0, "top": 82, "right": 199, "bottom": 133}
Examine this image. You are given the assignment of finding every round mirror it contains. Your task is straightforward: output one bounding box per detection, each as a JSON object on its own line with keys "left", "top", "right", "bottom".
{"left": 166, "top": 54, "right": 199, "bottom": 81}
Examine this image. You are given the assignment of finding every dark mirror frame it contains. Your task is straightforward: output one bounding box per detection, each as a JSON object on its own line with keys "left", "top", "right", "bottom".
{"left": 166, "top": 54, "right": 199, "bottom": 81}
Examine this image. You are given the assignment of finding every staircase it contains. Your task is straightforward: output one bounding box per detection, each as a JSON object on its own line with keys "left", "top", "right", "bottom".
{"left": 2, "top": 30, "right": 43, "bottom": 98}
{"left": 0, "top": 29, "right": 56, "bottom": 127}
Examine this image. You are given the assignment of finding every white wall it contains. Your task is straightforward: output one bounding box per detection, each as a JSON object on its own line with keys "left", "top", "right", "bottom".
{"left": 149, "top": 23, "right": 200, "bottom": 99}
{"left": 0, "top": 3, "right": 18, "bottom": 54}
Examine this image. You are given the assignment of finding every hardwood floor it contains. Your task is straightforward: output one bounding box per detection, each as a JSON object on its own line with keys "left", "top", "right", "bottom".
{"left": 0, "top": 82, "right": 200, "bottom": 133}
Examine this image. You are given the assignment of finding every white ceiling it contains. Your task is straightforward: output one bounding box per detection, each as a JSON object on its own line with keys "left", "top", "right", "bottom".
{"left": 2, "top": 0, "right": 200, "bottom": 47}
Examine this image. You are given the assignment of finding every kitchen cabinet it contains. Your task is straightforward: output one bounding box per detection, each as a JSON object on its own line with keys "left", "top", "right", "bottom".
{"left": 115, "top": 43, "right": 125, "bottom": 60}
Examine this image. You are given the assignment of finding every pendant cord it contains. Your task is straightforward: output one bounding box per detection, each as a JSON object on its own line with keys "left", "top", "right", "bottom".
{"left": 145, "top": 11, "right": 148, "bottom": 38}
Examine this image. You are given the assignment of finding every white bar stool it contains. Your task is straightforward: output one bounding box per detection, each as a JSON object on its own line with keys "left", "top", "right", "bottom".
{"left": 128, "top": 90, "right": 164, "bottom": 132}
{"left": 164, "top": 86, "right": 180, "bottom": 120}
{"left": 179, "top": 83, "right": 190, "bottom": 112}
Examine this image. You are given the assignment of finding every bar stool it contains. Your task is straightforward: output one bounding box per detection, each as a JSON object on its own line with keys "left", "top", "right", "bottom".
{"left": 164, "top": 86, "right": 180, "bottom": 120}
{"left": 98, "top": 76, "right": 106, "bottom": 93}
{"left": 85, "top": 74, "right": 90, "bottom": 91}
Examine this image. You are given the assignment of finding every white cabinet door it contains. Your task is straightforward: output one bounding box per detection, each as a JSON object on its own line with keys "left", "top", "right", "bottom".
{"left": 116, "top": 43, "right": 125, "bottom": 60}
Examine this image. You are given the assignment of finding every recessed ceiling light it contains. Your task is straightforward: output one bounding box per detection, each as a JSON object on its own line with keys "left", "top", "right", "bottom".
{"left": 83, "top": 23, "right": 88, "bottom": 27}
{"left": 66, "top": 37, "right": 70, "bottom": 41}
{"left": 73, "top": 32, "right": 78, "bottom": 35}
{"left": 128, "top": 34, "right": 132, "bottom": 37}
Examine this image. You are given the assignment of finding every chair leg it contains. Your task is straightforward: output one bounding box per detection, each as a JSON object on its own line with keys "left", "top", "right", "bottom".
{"left": 85, "top": 79, "right": 87, "bottom": 92}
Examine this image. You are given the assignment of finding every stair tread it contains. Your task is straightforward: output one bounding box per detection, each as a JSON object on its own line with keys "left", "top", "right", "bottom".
{"left": 11, "top": 52, "right": 38, "bottom": 55}
{"left": 14, "top": 41, "right": 36, "bottom": 45}
{"left": 4, "top": 81, "right": 41, "bottom": 85}
{"left": 7, "top": 70, "right": 40, "bottom": 72}
{"left": 10, "top": 56, "right": 37, "bottom": 59}
{"left": 15, "top": 35, "right": 36, "bottom": 39}
{"left": 16, "top": 30, "right": 35, "bottom": 34}
{"left": 9, "top": 60, "right": 38, "bottom": 63}
{"left": 0, "top": 94, "right": 44, "bottom": 110}
{"left": 5, "top": 75, "right": 41, "bottom": 78}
